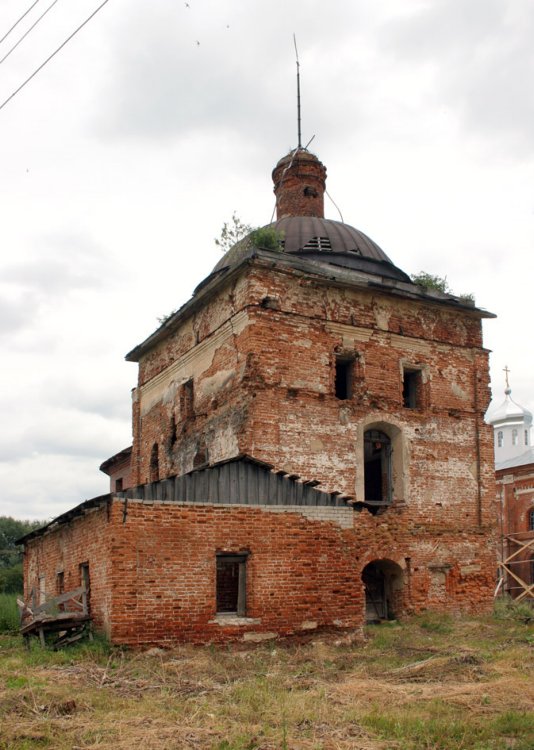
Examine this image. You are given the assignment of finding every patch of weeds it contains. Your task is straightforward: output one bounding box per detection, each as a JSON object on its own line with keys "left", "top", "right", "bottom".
{"left": 5, "top": 674, "right": 29, "bottom": 688}
{"left": 249, "top": 226, "right": 284, "bottom": 251}
{"left": 214, "top": 738, "right": 259, "bottom": 750}
{"left": 494, "top": 597, "right": 534, "bottom": 624}
{"left": 417, "top": 612, "right": 453, "bottom": 634}
{"left": 362, "top": 712, "right": 481, "bottom": 749}
{"left": 491, "top": 710, "right": 534, "bottom": 737}
{"left": 0, "top": 592, "right": 21, "bottom": 633}
{"left": 4, "top": 738, "right": 53, "bottom": 749}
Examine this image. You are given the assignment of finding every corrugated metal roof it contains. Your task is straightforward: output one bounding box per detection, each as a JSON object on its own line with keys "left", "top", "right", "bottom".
{"left": 119, "top": 455, "right": 349, "bottom": 507}
{"left": 17, "top": 457, "right": 352, "bottom": 544}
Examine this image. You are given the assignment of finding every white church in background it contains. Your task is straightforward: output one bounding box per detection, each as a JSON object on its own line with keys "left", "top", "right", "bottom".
{"left": 486, "top": 367, "right": 533, "bottom": 470}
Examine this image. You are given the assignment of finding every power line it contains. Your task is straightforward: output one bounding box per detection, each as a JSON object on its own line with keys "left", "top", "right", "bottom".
{"left": 0, "top": 0, "right": 60, "bottom": 67}
{"left": 0, "top": 0, "right": 111, "bottom": 114}
{"left": 0, "top": 0, "right": 41, "bottom": 45}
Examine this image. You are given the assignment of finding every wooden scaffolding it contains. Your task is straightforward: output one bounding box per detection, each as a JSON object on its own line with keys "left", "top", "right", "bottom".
{"left": 18, "top": 585, "right": 92, "bottom": 648}
{"left": 496, "top": 532, "right": 534, "bottom": 602}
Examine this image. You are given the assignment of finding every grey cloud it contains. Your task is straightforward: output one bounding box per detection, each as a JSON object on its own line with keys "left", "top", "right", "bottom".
{"left": 382, "top": 0, "right": 534, "bottom": 153}
{"left": 0, "top": 414, "right": 129, "bottom": 463}
{"left": 92, "top": 0, "right": 369, "bottom": 150}
{"left": 0, "top": 292, "right": 38, "bottom": 336}
{"left": 44, "top": 379, "right": 132, "bottom": 422}
{"left": 1, "top": 233, "right": 109, "bottom": 296}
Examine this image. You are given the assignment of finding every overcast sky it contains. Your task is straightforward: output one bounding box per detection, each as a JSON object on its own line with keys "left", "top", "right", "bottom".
{"left": 1, "top": 0, "right": 533, "bottom": 521}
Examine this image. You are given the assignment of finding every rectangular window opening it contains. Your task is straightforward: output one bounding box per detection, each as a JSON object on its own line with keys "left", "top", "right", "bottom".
{"left": 335, "top": 357, "right": 353, "bottom": 400}
{"left": 56, "top": 571, "right": 64, "bottom": 596}
{"left": 115, "top": 477, "right": 123, "bottom": 492}
{"left": 402, "top": 368, "right": 422, "bottom": 409}
{"left": 216, "top": 553, "right": 247, "bottom": 616}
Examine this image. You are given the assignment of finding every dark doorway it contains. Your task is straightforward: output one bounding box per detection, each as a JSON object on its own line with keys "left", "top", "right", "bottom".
{"left": 362, "top": 559, "right": 403, "bottom": 622}
{"left": 216, "top": 553, "right": 247, "bottom": 616}
{"left": 364, "top": 430, "right": 392, "bottom": 513}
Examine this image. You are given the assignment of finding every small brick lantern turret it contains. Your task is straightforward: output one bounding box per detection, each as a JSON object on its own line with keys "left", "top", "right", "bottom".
{"left": 272, "top": 149, "right": 327, "bottom": 219}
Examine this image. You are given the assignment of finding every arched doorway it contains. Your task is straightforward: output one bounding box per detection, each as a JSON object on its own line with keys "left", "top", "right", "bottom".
{"left": 364, "top": 429, "right": 392, "bottom": 514}
{"left": 362, "top": 559, "right": 403, "bottom": 622}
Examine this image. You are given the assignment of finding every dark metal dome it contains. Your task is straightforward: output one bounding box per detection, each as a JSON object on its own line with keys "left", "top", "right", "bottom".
{"left": 273, "top": 216, "right": 392, "bottom": 261}
{"left": 212, "top": 216, "right": 410, "bottom": 283}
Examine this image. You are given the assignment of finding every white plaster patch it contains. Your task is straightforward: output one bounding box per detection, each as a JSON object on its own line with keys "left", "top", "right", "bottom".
{"left": 451, "top": 382, "right": 469, "bottom": 401}
{"left": 208, "top": 425, "right": 240, "bottom": 463}
{"left": 243, "top": 631, "right": 278, "bottom": 642}
{"left": 374, "top": 304, "right": 391, "bottom": 331}
{"left": 140, "top": 311, "right": 249, "bottom": 415}
{"left": 199, "top": 368, "right": 235, "bottom": 399}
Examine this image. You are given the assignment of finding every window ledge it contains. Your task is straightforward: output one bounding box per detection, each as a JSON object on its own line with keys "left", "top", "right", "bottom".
{"left": 211, "top": 615, "right": 261, "bottom": 627}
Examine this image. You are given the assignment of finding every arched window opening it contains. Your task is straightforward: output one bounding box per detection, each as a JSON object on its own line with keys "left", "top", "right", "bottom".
{"left": 149, "top": 443, "right": 159, "bottom": 482}
{"left": 512, "top": 429, "right": 518, "bottom": 446}
{"left": 361, "top": 559, "right": 404, "bottom": 622}
{"left": 364, "top": 430, "right": 392, "bottom": 515}
{"left": 497, "top": 431, "right": 503, "bottom": 448}
{"left": 529, "top": 509, "right": 534, "bottom": 532}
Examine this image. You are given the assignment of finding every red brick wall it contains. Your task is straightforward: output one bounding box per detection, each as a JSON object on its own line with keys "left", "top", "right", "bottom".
{"left": 23, "top": 253, "right": 498, "bottom": 645}
{"left": 23, "top": 495, "right": 496, "bottom": 645}
{"left": 496, "top": 463, "right": 534, "bottom": 591}
{"left": 23, "top": 504, "right": 112, "bottom": 636}
{"left": 106, "top": 457, "right": 132, "bottom": 493}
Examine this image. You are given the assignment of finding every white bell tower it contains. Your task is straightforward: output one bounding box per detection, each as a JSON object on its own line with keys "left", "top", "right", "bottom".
{"left": 487, "top": 367, "right": 532, "bottom": 466}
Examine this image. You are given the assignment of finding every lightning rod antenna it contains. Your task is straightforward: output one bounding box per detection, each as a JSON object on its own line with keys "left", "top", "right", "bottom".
{"left": 293, "top": 33, "right": 302, "bottom": 149}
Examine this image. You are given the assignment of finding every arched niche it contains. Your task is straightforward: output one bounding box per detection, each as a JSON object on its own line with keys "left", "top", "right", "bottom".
{"left": 355, "top": 417, "right": 407, "bottom": 513}
{"left": 361, "top": 559, "right": 404, "bottom": 622}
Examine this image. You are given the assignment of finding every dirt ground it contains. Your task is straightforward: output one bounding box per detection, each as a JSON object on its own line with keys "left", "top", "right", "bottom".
{"left": 1, "top": 609, "right": 533, "bottom": 750}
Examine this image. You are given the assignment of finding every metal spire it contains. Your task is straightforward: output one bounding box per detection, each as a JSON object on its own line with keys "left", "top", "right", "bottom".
{"left": 293, "top": 34, "right": 302, "bottom": 149}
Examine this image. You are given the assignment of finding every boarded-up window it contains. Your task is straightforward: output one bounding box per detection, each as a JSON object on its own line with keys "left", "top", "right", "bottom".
{"left": 216, "top": 553, "right": 247, "bottom": 616}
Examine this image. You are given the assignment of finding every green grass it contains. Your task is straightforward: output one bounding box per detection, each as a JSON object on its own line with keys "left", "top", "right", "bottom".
{"left": 0, "top": 611, "right": 533, "bottom": 750}
{"left": 0, "top": 593, "right": 20, "bottom": 634}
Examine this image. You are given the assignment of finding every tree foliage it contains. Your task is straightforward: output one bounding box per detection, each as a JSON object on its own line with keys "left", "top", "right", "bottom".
{"left": 410, "top": 271, "right": 451, "bottom": 294}
{"left": 411, "top": 271, "right": 475, "bottom": 304}
{"left": 249, "top": 226, "right": 283, "bottom": 251}
{"left": 0, "top": 516, "right": 41, "bottom": 593}
{"left": 215, "top": 212, "right": 252, "bottom": 253}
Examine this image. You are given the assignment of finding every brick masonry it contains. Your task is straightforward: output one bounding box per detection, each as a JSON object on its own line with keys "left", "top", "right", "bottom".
{"left": 496, "top": 464, "right": 534, "bottom": 592}
{"left": 23, "top": 150, "right": 497, "bottom": 644}
{"left": 24, "top": 496, "right": 496, "bottom": 645}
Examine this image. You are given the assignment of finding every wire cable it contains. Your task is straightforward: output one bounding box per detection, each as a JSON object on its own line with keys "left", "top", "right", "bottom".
{"left": 0, "top": 0, "right": 110, "bottom": 114}
{"left": 0, "top": 0, "right": 41, "bottom": 44}
{"left": 0, "top": 0, "right": 60, "bottom": 67}
{"left": 325, "top": 190, "right": 344, "bottom": 223}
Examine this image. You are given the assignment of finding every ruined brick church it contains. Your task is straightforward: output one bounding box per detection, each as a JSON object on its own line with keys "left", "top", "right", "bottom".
{"left": 21, "top": 148, "right": 497, "bottom": 644}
